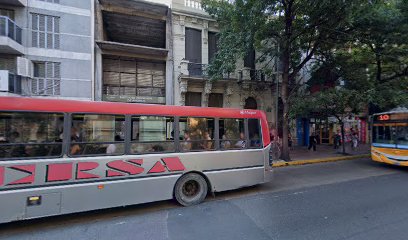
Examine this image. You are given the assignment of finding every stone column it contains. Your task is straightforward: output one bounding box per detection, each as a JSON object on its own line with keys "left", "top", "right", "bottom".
{"left": 202, "top": 80, "right": 212, "bottom": 107}
{"left": 179, "top": 78, "right": 188, "bottom": 105}
{"left": 224, "top": 83, "right": 234, "bottom": 107}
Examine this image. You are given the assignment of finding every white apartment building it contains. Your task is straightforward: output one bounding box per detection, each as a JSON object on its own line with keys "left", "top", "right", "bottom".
{"left": 0, "top": 0, "right": 93, "bottom": 100}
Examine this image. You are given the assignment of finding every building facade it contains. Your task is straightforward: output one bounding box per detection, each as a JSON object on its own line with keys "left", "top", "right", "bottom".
{"left": 0, "top": 0, "right": 279, "bottom": 127}
{"left": 94, "top": 0, "right": 173, "bottom": 105}
{"left": 0, "top": 0, "right": 93, "bottom": 99}
{"left": 171, "top": 0, "right": 278, "bottom": 125}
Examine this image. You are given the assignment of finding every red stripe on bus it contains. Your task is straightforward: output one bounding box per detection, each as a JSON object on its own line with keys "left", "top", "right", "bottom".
{"left": 128, "top": 159, "right": 143, "bottom": 165}
{"left": 76, "top": 162, "right": 100, "bottom": 179}
{"left": 162, "top": 157, "right": 185, "bottom": 172}
{"left": 8, "top": 165, "right": 36, "bottom": 185}
{"left": 47, "top": 163, "right": 73, "bottom": 182}
{"left": 106, "top": 160, "right": 144, "bottom": 177}
{"left": 148, "top": 161, "right": 166, "bottom": 174}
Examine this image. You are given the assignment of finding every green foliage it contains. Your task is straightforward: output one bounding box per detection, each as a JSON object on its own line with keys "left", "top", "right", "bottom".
{"left": 202, "top": 0, "right": 360, "bottom": 83}
{"left": 290, "top": 88, "right": 365, "bottom": 121}
{"left": 338, "top": 0, "right": 407, "bottom": 110}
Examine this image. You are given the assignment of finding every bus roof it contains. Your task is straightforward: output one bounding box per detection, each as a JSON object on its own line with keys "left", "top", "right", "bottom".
{"left": 373, "top": 107, "right": 408, "bottom": 116}
{"left": 0, "top": 96, "right": 267, "bottom": 119}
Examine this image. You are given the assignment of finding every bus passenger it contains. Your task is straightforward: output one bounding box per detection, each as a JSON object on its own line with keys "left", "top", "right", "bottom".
{"left": 202, "top": 131, "right": 213, "bottom": 150}
{"left": 151, "top": 144, "right": 165, "bottom": 152}
{"left": 181, "top": 132, "right": 192, "bottom": 151}
{"left": 106, "top": 135, "right": 121, "bottom": 154}
{"left": 235, "top": 132, "right": 246, "bottom": 148}
{"left": 70, "top": 127, "right": 81, "bottom": 155}
{"left": 221, "top": 134, "right": 231, "bottom": 149}
{"left": 251, "top": 133, "right": 261, "bottom": 148}
{"left": 9, "top": 132, "right": 25, "bottom": 157}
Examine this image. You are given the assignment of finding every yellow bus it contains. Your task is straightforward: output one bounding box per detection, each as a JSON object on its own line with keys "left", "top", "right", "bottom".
{"left": 371, "top": 108, "right": 408, "bottom": 166}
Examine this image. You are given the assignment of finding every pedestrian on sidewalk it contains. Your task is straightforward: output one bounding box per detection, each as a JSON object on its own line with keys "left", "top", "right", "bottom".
{"left": 352, "top": 131, "right": 359, "bottom": 151}
{"left": 334, "top": 130, "right": 341, "bottom": 149}
{"left": 308, "top": 132, "right": 317, "bottom": 151}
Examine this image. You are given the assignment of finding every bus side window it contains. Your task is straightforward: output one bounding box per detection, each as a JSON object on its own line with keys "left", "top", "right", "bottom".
{"left": 179, "top": 117, "right": 215, "bottom": 152}
{"left": 70, "top": 114, "right": 125, "bottom": 156}
{"left": 130, "top": 116, "right": 175, "bottom": 154}
{"left": 219, "top": 118, "right": 245, "bottom": 150}
{"left": 248, "top": 119, "right": 262, "bottom": 148}
{"left": 396, "top": 123, "right": 408, "bottom": 146}
{"left": 0, "top": 112, "right": 64, "bottom": 159}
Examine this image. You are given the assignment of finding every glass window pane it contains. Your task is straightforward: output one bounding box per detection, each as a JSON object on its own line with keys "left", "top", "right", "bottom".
{"left": 0, "top": 112, "right": 64, "bottom": 159}
{"left": 248, "top": 119, "right": 262, "bottom": 148}
{"left": 396, "top": 123, "right": 408, "bottom": 146}
{"left": 179, "top": 117, "right": 215, "bottom": 151}
{"left": 70, "top": 114, "right": 125, "bottom": 156}
{"left": 219, "top": 118, "right": 245, "bottom": 150}
{"left": 373, "top": 124, "right": 395, "bottom": 144}
{"left": 130, "top": 116, "right": 174, "bottom": 154}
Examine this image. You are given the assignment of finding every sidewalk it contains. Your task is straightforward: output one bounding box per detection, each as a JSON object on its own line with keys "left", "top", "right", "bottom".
{"left": 273, "top": 143, "right": 371, "bottom": 167}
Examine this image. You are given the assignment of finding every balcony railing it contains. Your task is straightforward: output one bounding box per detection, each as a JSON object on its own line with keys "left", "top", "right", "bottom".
{"left": 184, "top": 0, "right": 203, "bottom": 10}
{"left": 0, "top": 16, "right": 22, "bottom": 44}
{"left": 238, "top": 69, "right": 274, "bottom": 82}
{"left": 188, "top": 62, "right": 207, "bottom": 77}
{"left": 186, "top": 62, "right": 233, "bottom": 79}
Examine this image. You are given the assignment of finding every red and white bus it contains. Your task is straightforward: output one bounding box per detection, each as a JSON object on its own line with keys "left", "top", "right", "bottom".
{"left": 0, "top": 97, "right": 273, "bottom": 223}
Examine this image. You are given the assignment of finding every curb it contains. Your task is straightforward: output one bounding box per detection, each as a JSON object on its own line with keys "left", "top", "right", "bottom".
{"left": 272, "top": 154, "right": 371, "bottom": 167}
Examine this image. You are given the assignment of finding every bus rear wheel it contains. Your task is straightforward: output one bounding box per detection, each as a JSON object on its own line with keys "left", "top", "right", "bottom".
{"left": 174, "top": 173, "right": 208, "bottom": 206}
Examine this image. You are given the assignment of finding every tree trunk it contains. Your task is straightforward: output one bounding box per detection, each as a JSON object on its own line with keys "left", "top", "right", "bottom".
{"left": 281, "top": 96, "right": 290, "bottom": 161}
{"left": 340, "top": 121, "right": 346, "bottom": 155}
{"left": 280, "top": 0, "right": 293, "bottom": 161}
{"left": 376, "top": 53, "right": 382, "bottom": 82}
{"left": 280, "top": 47, "right": 291, "bottom": 161}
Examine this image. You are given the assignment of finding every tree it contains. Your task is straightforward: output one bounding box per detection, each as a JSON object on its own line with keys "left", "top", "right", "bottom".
{"left": 291, "top": 88, "right": 365, "bottom": 155}
{"left": 202, "top": 0, "right": 360, "bottom": 160}
{"left": 312, "top": 0, "right": 408, "bottom": 111}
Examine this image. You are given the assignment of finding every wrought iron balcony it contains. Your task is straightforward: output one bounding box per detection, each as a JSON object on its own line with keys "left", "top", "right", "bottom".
{"left": 180, "top": 61, "right": 234, "bottom": 80}
{"left": 187, "top": 62, "right": 208, "bottom": 77}
{"left": 238, "top": 68, "right": 273, "bottom": 82}
{"left": 0, "top": 16, "right": 22, "bottom": 44}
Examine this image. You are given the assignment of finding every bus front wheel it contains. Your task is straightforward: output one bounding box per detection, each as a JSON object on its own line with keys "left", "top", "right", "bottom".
{"left": 174, "top": 173, "right": 208, "bottom": 206}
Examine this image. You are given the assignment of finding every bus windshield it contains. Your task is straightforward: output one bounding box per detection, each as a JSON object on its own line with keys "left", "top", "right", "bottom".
{"left": 373, "top": 123, "right": 408, "bottom": 147}
{"left": 372, "top": 124, "right": 394, "bottom": 144}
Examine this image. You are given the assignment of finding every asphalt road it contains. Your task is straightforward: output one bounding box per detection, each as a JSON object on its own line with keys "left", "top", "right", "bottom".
{"left": 1, "top": 158, "right": 408, "bottom": 240}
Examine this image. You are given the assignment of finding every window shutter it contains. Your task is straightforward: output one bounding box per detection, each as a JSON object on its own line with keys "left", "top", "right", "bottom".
{"left": 185, "top": 28, "right": 202, "bottom": 63}
{"left": 46, "top": 79, "right": 53, "bottom": 95}
{"left": 39, "top": 15, "right": 45, "bottom": 31}
{"left": 31, "top": 79, "right": 38, "bottom": 94}
{"left": 54, "top": 79, "right": 60, "bottom": 95}
{"left": 54, "top": 63, "right": 60, "bottom": 78}
{"left": 39, "top": 32, "right": 45, "bottom": 48}
{"left": 38, "top": 78, "right": 44, "bottom": 94}
{"left": 32, "top": 14, "right": 38, "bottom": 30}
{"left": 31, "top": 14, "right": 39, "bottom": 47}
{"left": 32, "top": 31, "right": 38, "bottom": 48}
{"left": 54, "top": 17, "right": 60, "bottom": 49}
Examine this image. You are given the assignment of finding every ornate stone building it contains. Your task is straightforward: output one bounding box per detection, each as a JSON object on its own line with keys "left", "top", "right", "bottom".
{"left": 171, "top": 0, "right": 279, "bottom": 125}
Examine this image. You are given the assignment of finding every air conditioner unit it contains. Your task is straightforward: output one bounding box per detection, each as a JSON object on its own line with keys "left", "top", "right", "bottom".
{"left": 17, "top": 57, "right": 33, "bottom": 78}
{"left": 0, "top": 70, "right": 9, "bottom": 91}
